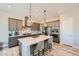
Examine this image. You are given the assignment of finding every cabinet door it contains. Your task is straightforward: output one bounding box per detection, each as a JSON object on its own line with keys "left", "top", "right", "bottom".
{"left": 31, "top": 23, "right": 40, "bottom": 31}
{"left": 9, "top": 37, "right": 18, "bottom": 48}
{"left": 17, "top": 20, "right": 22, "bottom": 31}
{"left": 9, "top": 18, "right": 17, "bottom": 31}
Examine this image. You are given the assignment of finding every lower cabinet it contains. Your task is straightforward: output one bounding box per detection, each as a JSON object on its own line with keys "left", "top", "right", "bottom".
{"left": 8, "top": 34, "right": 41, "bottom": 48}
{"left": 52, "top": 34, "right": 60, "bottom": 43}
{"left": 9, "top": 37, "right": 18, "bottom": 48}
{"left": 53, "top": 36, "right": 60, "bottom": 43}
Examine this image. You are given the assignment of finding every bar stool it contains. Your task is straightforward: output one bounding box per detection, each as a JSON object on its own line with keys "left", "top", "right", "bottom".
{"left": 30, "top": 44, "right": 38, "bottom": 56}
{"left": 47, "top": 36, "right": 53, "bottom": 52}
{"left": 47, "top": 43, "right": 52, "bottom": 49}
{"left": 44, "top": 39, "right": 48, "bottom": 51}
{"left": 37, "top": 41, "right": 44, "bottom": 56}
{"left": 42, "top": 39, "right": 49, "bottom": 56}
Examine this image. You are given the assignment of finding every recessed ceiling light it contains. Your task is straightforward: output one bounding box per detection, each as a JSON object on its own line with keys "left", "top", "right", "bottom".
{"left": 8, "top": 5, "right": 12, "bottom": 8}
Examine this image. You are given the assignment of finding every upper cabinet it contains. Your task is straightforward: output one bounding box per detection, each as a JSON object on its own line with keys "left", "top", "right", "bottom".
{"left": 17, "top": 20, "right": 22, "bottom": 31}
{"left": 31, "top": 23, "right": 40, "bottom": 31}
{"left": 8, "top": 18, "right": 17, "bottom": 31}
{"left": 47, "top": 20, "right": 60, "bottom": 29}
{"left": 8, "top": 17, "right": 23, "bottom": 31}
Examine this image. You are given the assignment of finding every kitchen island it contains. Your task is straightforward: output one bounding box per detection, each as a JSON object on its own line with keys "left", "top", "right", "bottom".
{"left": 18, "top": 35, "right": 52, "bottom": 56}
{"left": 9, "top": 33, "right": 41, "bottom": 48}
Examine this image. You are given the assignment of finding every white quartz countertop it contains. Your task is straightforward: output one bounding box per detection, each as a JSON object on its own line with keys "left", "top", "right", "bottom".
{"left": 18, "top": 35, "right": 51, "bottom": 46}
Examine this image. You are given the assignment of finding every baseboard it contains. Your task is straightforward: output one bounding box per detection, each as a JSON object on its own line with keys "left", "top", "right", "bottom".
{"left": 72, "top": 45, "right": 79, "bottom": 49}
{"left": 59, "top": 42, "right": 79, "bottom": 49}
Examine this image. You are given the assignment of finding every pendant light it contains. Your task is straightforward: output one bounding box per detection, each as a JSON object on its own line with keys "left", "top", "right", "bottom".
{"left": 27, "top": 3, "right": 32, "bottom": 27}
{"left": 43, "top": 10, "right": 47, "bottom": 27}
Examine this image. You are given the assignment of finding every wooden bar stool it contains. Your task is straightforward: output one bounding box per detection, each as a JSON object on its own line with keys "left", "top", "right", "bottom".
{"left": 44, "top": 39, "right": 48, "bottom": 51}
{"left": 37, "top": 41, "right": 44, "bottom": 56}
{"left": 47, "top": 36, "right": 53, "bottom": 52}
{"left": 30, "top": 44, "right": 38, "bottom": 56}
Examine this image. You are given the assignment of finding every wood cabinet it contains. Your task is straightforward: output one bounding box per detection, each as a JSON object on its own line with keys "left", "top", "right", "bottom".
{"left": 47, "top": 20, "right": 60, "bottom": 29}
{"left": 9, "top": 37, "right": 18, "bottom": 48}
{"left": 8, "top": 17, "right": 22, "bottom": 31}
{"left": 31, "top": 23, "right": 40, "bottom": 31}
{"left": 8, "top": 18, "right": 17, "bottom": 31}
{"left": 9, "top": 34, "right": 41, "bottom": 48}
{"left": 17, "top": 20, "right": 22, "bottom": 30}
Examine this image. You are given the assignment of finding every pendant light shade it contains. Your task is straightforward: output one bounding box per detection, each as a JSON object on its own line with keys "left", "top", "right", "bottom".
{"left": 27, "top": 3, "right": 33, "bottom": 26}
{"left": 43, "top": 10, "right": 47, "bottom": 27}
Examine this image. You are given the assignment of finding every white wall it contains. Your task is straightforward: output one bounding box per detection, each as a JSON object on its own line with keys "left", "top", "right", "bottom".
{"left": 60, "top": 15, "right": 74, "bottom": 46}
{"left": 0, "top": 10, "right": 24, "bottom": 47}
{"left": 60, "top": 9, "right": 79, "bottom": 48}
{"left": 0, "top": 11, "right": 8, "bottom": 44}
{"left": 74, "top": 16, "right": 79, "bottom": 48}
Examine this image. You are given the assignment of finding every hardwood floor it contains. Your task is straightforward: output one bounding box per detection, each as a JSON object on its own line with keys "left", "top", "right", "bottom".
{"left": 46, "top": 43, "right": 79, "bottom": 56}
{"left": 0, "top": 42, "right": 79, "bottom": 56}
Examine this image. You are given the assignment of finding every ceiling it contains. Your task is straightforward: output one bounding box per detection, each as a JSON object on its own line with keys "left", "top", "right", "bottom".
{"left": 0, "top": 3, "right": 79, "bottom": 22}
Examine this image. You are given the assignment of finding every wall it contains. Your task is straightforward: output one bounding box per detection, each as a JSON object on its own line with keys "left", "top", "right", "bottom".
{"left": 0, "top": 10, "right": 42, "bottom": 47}
{"left": 60, "top": 15, "right": 74, "bottom": 46}
{"left": 0, "top": 11, "right": 8, "bottom": 45}
{"left": 74, "top": 15, "right": 79, "bottom": 48}
{"left": 0, "top": 10, "right": 24, "bottom": 47}
{"left": 60, "top": 9, "right": 79, "bottom": 48}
